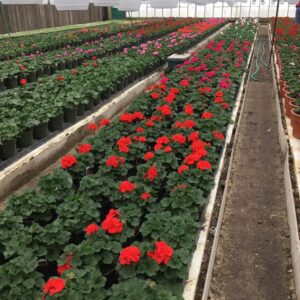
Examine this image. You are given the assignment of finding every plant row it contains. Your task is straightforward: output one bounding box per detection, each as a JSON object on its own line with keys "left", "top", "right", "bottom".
{"left": 0, "top": 19, "right": 152, "bottom": 61}
{"left": 0, "top": 20, "right": 225, "bottom": 160}
{"left": 0, "top": 21, "right": 256, "bottom": 299}
{"left": 273, "top": 18, "right": 300, "bottom": 138}
{"left": 0, "top": 18, "right": 199, "bottom": 90}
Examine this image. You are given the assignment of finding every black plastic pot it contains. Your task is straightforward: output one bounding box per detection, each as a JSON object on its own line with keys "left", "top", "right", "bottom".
{"left": 84, "top": 99, "right": 94, "bottom": 111}
{"left": 117, "top": 81, "right": 124, "bottom": 91}
{"left": 101, "top": 90, "right": 111, "bottom": 100}
{"left": 49, "top": 114, "right": 64, "bottom": 131}
{"left": 33, "top": 122, "right": 49, "bottom": 139}
{"left": 93, "top": 97, "right": 101, "bottom": 106}
{"left": 0, "top": 139, "right": 16, "bottom": 160}
{"left": 36, "top": 69, "right": 44, "bottom": 78}
{"left": 64, "top": 107, "right": 77, "bottom": 123}
{"left": 27, "top": 72, "right": 37, "bottom": 83}
{"left": 77, "top": 104, "right": 85, "bottom": 116}
{"left": 17, "top": 128, "right": 34, "bottom": 148}
{"left": 0, "top": 80, "right": 4, "bottom": 91}
{"left": 5, "top": 77, "right": 18, "bottom": 89}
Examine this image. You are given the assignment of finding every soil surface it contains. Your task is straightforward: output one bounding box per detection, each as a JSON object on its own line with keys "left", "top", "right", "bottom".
{"left": 208, "top": 25, "right": 295, "bottom": 300}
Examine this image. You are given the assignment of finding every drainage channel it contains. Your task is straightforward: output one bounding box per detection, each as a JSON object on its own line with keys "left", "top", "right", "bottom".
{"left": 201, "top": 25, "right": 296, "bottom": 300}
{"left": 0, "top": 23, "right": 232, "bottom": 202}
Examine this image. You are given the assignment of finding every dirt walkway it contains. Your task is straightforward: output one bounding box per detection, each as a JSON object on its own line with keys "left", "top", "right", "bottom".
{"left": 208, "top": 25, "right": 295, "bottom": 300}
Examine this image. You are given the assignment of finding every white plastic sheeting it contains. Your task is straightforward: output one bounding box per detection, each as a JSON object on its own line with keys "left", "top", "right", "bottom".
{"left": 1, "top": 0, "right": 43, "bottom": 3}
{"left": 117, "top": 0, "right": 142, "bottom": 11}
{"left": 149, "top": 0, "right": 178, "bottom": 8}
{"left": 54, "top": 0, "right": 90, "bottom": 10}
{"left": 92, "top": 0, "right": 119, "bottom": 7}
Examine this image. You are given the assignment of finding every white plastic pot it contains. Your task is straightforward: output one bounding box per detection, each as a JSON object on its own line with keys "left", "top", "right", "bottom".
{"left": 54, "top": 0, "right": 90, "bottom": 10}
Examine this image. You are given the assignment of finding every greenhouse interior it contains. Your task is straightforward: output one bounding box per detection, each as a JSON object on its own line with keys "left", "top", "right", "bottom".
{"left": 0, "top": 0, "right": 299, "bottom": 299}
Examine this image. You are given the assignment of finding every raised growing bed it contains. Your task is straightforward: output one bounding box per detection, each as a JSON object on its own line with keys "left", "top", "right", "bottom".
{"left": 0, "top": 21, "right": 256, "bottom": 299}
{"left": 0, "top": 19, "right": 225, "bottom": 162}
{"left": 0, "top": 18, "right": 200, "bottom": 90}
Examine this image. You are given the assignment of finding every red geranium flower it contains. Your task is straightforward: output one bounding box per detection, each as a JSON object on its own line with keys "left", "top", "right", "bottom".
{"left": 119, "top": 246, "right": 141, "bottom": 265}
{"left": 100, "top": 119, "right": 110, "bottom": 127}
{"left": 87, "top": 122, "right": 98, "bottom": 131}
{"left": 215, "top": 91, "right": 223, "bottom": 97}
{"left": 140, "top": 193, "right": 151, "bottom": 200}
{"left": 119, "top": 180, "right": 136, "bottom": 193}
{"left": 77, "top": 143, "right": 92, "bottom": 154}
{"left": 20, "top": 78, "right": 27, "bottom": 86}
{"left": 145, "top": 120, "right": 155, "bottom": 127}
{"left": 43, "top": 278, "right": 66, "bottom": 296}
{"left": 178, "top": 165, "right": 189, "bottom": 174}
{"left": 151, "top": 92, "right": 160, "bottom": 99}
{"left": 169, "top": 87, "right": 180, "bottom": 94}
{"left": 145, "top": 166, "right": 158, "bottom": 181}
{"left": 189, "top": 131, "right": 200, "bottom": 142}
{"left": 106, "top": 156, "right": 124, "bottom": 168}
{"left": 57, "top": 255, "right": 73, "bottom": 275}
{"left": 84, "top": 223, "right": 100, "bottom": 235}
{"left": 172, "top": 134, "right": 186, "bottom": 145}
{"left": 61, "top": 155, "right": 77, "bottom": 169}
{"left": 214, "top": 97, "right": 223, "bottom": 103}
{"left": 213, "top": 131, "right": 225, "bottom": 140}
{"left": 184, "top": 104, "right": 194, "bottom": 115}
{"left": 164, "top": 146, "right": 172, "bottom": 152}
{"left": 117, "top": 136, "right": 132, "bottom": 153}
{"left": 197, "top": 160, "right": 212, "bottom": 170}
{"left": 136, "top": 127, "right": 144, "bottom": 133}
{"left": 71, "top": 69, "right": 77, "bottom": 75}
{"left": 202, "top": 112, "right": 214, "bottom": 119}
{"left": 102, "top": 211, "right": 123, "bottom": 234}
{"left": 147, "top": 241, "right": 174, "bottom": 265}
{"left": 157, "top": 105, "right": 172, "bottom": 116}
{"left": 19, "top": 65, "right": 25, "bottom": 72}
{"left": 179, "top": 79, "right": 189, "bottom": 88}
{"left": 144, "top": 152, "right": 154, "bottom": 161}
{"left": 57, "top": 75, "right": 64, "bottom": 81}
{"left": 92, "top": 62, "right": 97, "bottom": 67}
{"left": 157, "top": 136, "right": 169, "bottom": 145}
{"left": 120, "top": 112, "right": 134, "bottom": 123}
{"left": 92, "top": 55, "right": 97, "bottom": 60}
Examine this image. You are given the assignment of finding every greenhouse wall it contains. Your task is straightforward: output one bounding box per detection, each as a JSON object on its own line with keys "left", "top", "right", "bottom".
{"left": 127, "top": 1, "right": 296, "bottom": 18}
{"left": 0, "top": 4, "right": 108, "bottom": 34}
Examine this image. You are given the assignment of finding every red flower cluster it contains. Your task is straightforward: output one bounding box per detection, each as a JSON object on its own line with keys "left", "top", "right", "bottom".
{"left": 102, "top": 209, "right": 123, "bottom": 234}
{"left": 178, "top": 165, "right": 189, "bottom": 174}
{"left": 184, "top": 104, "right": 194, "bottom": 115}
{"left": 172, "top": 134, "right": 186, "bottom": 145}
{"left": 144, "top": 152, "right": 154, "bottom": 161}
{"left": 151, "top": 92, "right": 160, "bottom": 99}
{"left": 196, "top": 160, "right": 212, "bottom": 170}
{"left": 61, "top": 155, "right": 77, "bottom": 169}
{"left": 57, "top": 75, "right": 64, "bottom": 81}
{"left": 20, "top": 78, "right": 27, "bottom": 86}
{"left": 100, "top": 119, "right": 110, "bottom": 127}
{"left": 201, "top": 112, "right": 214, "bottom": 119}
{"left": 140, "top": 192, "right": 151, "bottom": 200}
{"left": 106, "top": 156, "right": 125, "bottom": 168}
{"left": 175, "top": 119, "right": 195, "bottom": 129}
{"left": 84, "top": 223, "right": 100, "bottom": 235}
{"left": 77, "top": 143, "right": 92, "bottom": 154}
{"left": 180, "top": 79, "right": 189, "bottom": 88}
{"left": 120, "top": 112, "right": 144, "bottom": 123}
{"left": 147, "top": 241, "right": 174, "bottom": 265}
{"left": 119, "top": 246, "right": 141, "bottom": 265}
{"left": 213, "top": 131, "right": 225, "bottom": 140}
{"left": 117, "top": 136, "right": 132, "bottom": 153}
{"left": 43, "top": 278, "right": 66, "bottom": 297}
{"left": 144, "top": 166, "right": 158, "bottom": 181}
{"left": 156, "top": 105, "right": 172, "bottom": 116}
{"left": 154, "top": 135, "right": 169, "bottom": 151}
{"left": 198, "top": 87, "right": 211, "bottom": 94}
{"left": 119, "top": 180, "right": 136, "bottom": 193}
{"left": 87, "top": 122, "right": 98, "bottom": 131}
{"left": 57, "top": 255, "right": 73, "bottom": 275}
